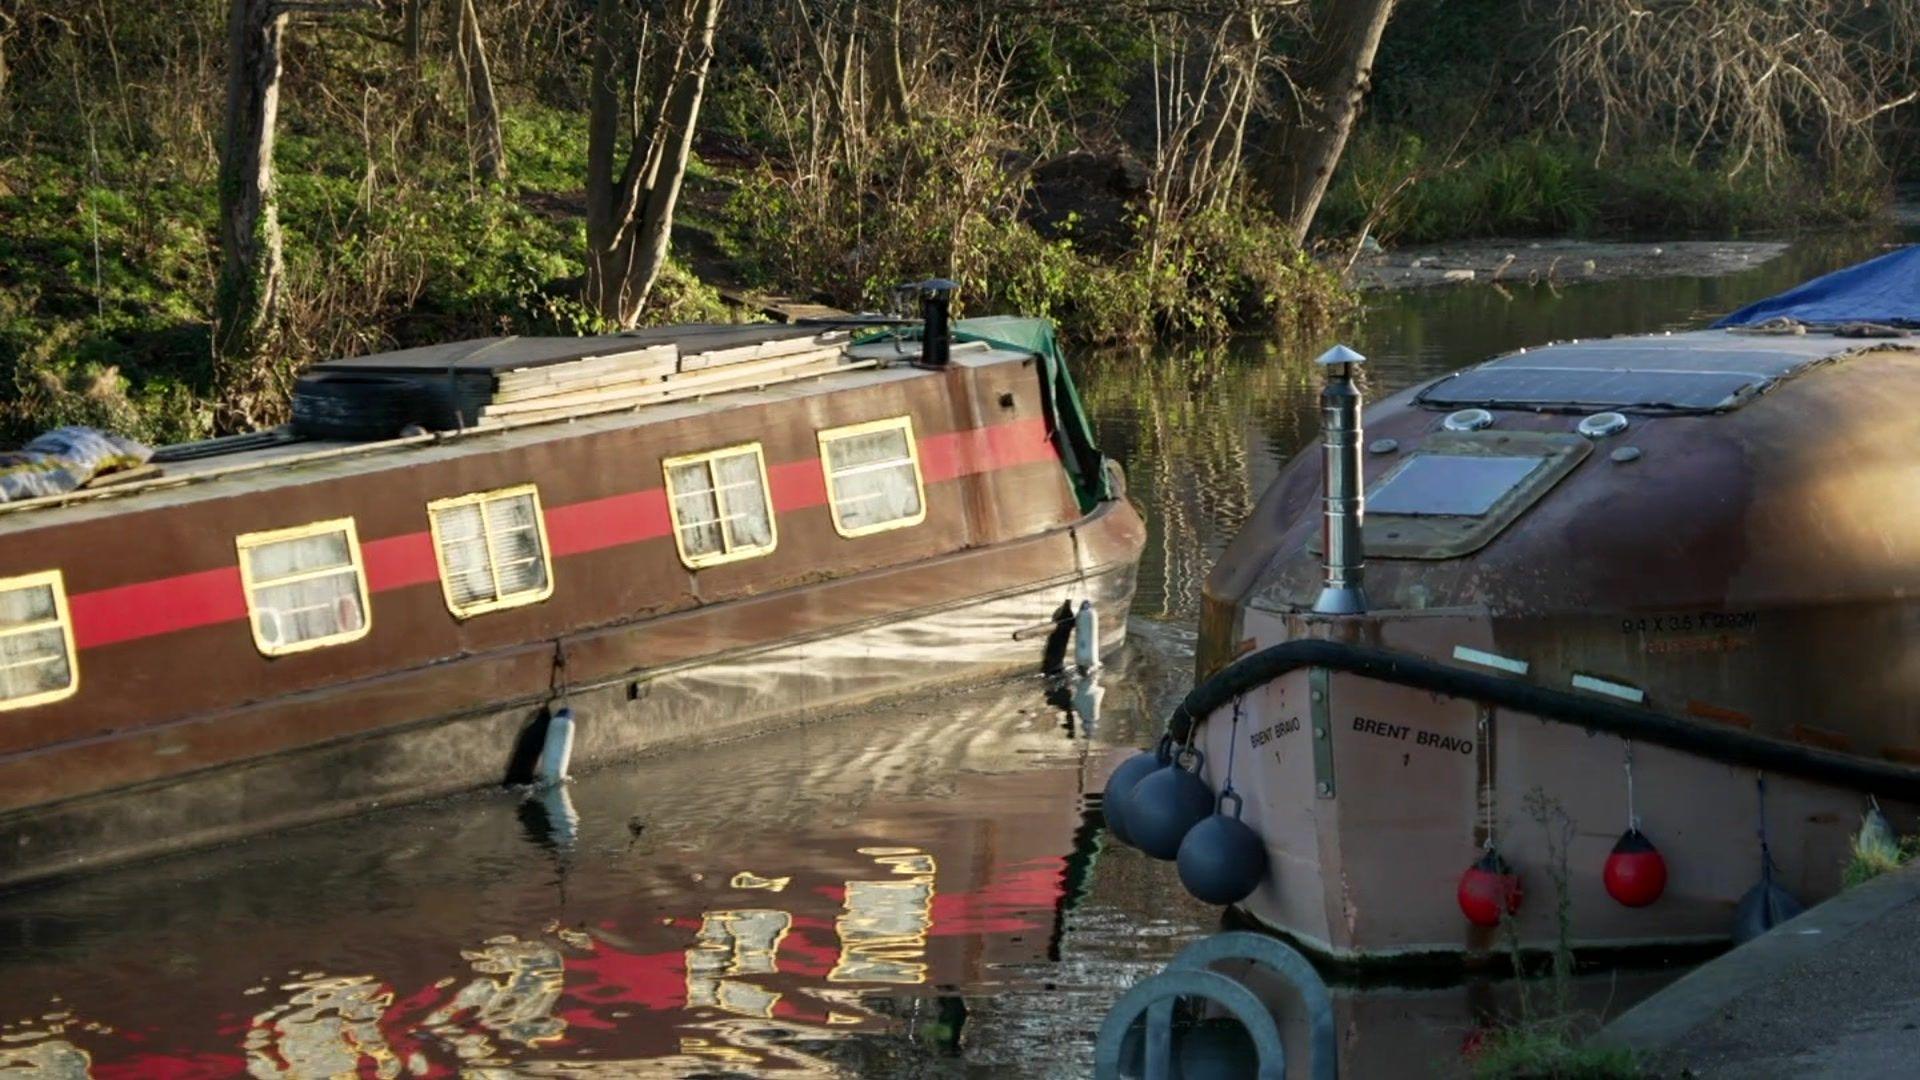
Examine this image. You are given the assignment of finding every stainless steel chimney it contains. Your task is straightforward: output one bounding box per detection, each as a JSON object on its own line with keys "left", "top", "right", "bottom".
{"left": 1313, "top": 345, "right": 1368, "bottom": 615}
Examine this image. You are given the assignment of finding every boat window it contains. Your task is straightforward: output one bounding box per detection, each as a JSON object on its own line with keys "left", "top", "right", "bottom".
{"left": 0, "top": 570, "right": 78, "bottom": 710}
{"left": 818, "top": 416, "right": 926, "bottom": 537}
{"left": 235, "top": 518, "right": 372, "bottom": 656}
{"left": 427, "top": 484, "right": 554, "bottom": 618}
{"left": 1368, "top": 454, "right": 1549, "bottom": 517}
{"left": 662, "top": 443, "right": 778, "bottom": 568}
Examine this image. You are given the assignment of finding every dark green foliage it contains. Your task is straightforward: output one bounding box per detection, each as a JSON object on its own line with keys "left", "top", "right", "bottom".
{"left": 1318, "top": 131, "right": 1884, "bottom": 245}
{"left": 724, "top": 159, "right": 1351, "bottom": 347}
{"left": 1323, "top": 0, "right": 1900, "bottom": 246}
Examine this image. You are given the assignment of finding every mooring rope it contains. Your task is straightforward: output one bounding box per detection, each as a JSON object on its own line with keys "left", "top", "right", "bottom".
{"left": 1756, "top": 773, "right": 1778, "bottom": 877}
{"left": 1624, "top": 740, "right": 1640, "bottom": 832}
{"left": 1222, "top": 695, "right": 1243, "bottom": 797}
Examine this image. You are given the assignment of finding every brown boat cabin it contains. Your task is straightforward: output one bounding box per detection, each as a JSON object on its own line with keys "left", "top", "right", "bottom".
{"left": 0, "top": 317, "right": 1144, "bottom": 888}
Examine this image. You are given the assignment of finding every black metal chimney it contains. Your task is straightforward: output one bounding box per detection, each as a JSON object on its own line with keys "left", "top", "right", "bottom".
{"left": 913, "top": 279, "right": 958, "bottom": 366}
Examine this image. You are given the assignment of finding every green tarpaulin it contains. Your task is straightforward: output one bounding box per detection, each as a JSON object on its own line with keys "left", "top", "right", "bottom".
{"left": 873, "top": 316, "right": 1111, "bottom": 512}
{"left": 952, "top": 316, "right": 1111, "bottom": 511}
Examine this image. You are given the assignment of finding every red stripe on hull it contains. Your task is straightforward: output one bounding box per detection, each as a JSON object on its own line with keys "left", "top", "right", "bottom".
{"left": 768, "top": 459, "right": 830, "bottom": 512}
{"left": 67, "top": 417, "right": 1059, "bottom": 651}
{"left": 920, "top": 417, "right": 1058, "bottom": 482}
{"left": 545, "top": 489, "right": 673, "bottom": 559}
{"left": 362, "top": 532, "right": 441, "bottom": 592}
{"left": 70, "top": 568, "right": 248, "bottom": 650}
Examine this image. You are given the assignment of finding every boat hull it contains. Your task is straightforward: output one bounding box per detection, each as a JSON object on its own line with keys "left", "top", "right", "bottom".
{"left": 1192, "top": 607, "right": 1911, "bottom": 962}
{"left": 0, "top": 498, "right": 1140, "bottom": 890}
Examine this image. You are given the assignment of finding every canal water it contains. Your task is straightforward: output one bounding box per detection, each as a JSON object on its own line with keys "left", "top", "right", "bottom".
{"left": 0, "top": 230, "right": 1908, "bottom": 1079}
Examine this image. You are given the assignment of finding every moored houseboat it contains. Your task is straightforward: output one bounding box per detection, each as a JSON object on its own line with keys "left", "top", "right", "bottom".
{"left": 0, "top": 294, "right": 1144, "bottom": 889}
{"left": 1110, "top": 247, "right": 1920, "bottom": 963}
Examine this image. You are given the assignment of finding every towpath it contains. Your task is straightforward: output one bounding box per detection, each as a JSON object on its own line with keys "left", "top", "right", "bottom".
{"left": 1593, "top": 862, "right": 1920, "bottom": 1077}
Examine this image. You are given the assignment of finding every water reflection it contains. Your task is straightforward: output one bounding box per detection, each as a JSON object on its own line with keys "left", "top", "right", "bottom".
{"left": 244, "top": 974, "right": 400, "bottom": 1078}
{"left": 687, "top": 909, "right": 792, "bottom": 1015}
{"left": 829, "top": 849, "right": 937, "bottom": 987}
{"left": 0, "top": 664, "right": 1168, "bottom": 1076}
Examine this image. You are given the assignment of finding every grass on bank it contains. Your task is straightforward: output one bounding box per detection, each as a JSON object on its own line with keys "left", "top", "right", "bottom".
{"left": 1319, "top": 130, "right": 1887, "bottom": 246}
{"left": 1842, "top": 817, "right": 1920, "bottom": 889}
{"left": 1468, "top": 1021, "right": 1644, "bottom": 1080}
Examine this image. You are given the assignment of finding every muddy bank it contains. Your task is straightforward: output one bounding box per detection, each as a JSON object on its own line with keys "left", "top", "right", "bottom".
{"left": 1348, "top": 238, "right": 1792, "bottom": 291}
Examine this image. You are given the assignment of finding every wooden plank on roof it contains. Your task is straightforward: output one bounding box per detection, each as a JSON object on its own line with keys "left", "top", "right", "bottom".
{"left": 473, "top": 355, "right": 876, "bottom": 423}
{"left": 493, "top": 344, "right": 679, "bottom": 389}
{"left": 653, "top": 355, "right": 860, "bottom": 398}
{"left": 85, "top": 464, "right": 163, "bottom": 488}
{"left": 679, "top": 332, "right": 850, "bottom": 372}
{"left": 489, "top": 366, "right": 676, "bottom": 404}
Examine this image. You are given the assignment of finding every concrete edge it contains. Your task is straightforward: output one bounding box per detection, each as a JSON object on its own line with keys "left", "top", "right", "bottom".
{"left": 1592, "top": 863, "right": 1920, "bottom": 1052}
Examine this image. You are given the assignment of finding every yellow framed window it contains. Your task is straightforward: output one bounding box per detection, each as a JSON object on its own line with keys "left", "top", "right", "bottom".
{"left": 427, "top": 484, "right": 555, "bottom": 618}
{"left": 0, "top": 570, "right": 78, "bottom": 710}
{"left": 662, "top": 443, "right": 777, "bottom": 568}
{"left": 817, "top": 416, "right": 926, "bottom": 537}
{"left": 235, "top": 517, "right": 372, "bottom": 656}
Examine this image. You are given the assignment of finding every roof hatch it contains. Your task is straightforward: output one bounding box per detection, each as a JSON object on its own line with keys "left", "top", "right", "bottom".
{"left": 1310, "top": 430, "right": 1590, "bottom": 560}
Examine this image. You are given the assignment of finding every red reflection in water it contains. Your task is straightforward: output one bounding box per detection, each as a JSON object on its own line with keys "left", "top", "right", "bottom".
{"left": 49, "top": 848, "right": 1071, "bottom": 1077}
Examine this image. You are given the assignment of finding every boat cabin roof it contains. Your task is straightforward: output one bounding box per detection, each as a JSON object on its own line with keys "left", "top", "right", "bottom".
{"left": 0, "top": 337, "right": 1037, "bottom": 535}
{"left": 1415, "top": 329, "right": 1905, "bottom": 414}
{"left": 310, "top": 324, "right": 827, "bottom": 377}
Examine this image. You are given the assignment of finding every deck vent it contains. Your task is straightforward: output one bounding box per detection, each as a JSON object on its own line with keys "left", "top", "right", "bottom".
{"left": 1577, "top": 412, "right": 1629, "bottom": 439}
{"left": 1442, "top": 408, "right": 1494, "bottom": 432}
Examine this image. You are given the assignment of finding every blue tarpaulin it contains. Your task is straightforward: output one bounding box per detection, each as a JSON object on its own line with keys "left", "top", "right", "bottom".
{"left": 1714, "top": 245, "right": 1920, "bottom": 328}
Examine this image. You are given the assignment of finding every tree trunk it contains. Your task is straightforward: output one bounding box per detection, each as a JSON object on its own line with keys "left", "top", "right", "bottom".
{"left": 1263, "top": 0, "right": 1396, "bottom": 243}
{"left": 404, "top": 0, "right": 423, "bottom": 62}
{"left": 864, "top": 0, "right": 909, "bottom": 127}
{"left": 215, "top": 0, "right": 288, "bottom": 388}
{"left": 584, "top": 0, "right": 724, "bottom": 327}
{"left": 456, "top": 0, "right": 506, "bottom": 184}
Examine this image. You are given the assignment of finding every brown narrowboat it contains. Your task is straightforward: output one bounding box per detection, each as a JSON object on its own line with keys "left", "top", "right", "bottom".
{"left": 1130, "top": 248, "right": 1920, "bottom": 962}
{"left": 0, "top": 300, "right": 1144, "bottom": 890}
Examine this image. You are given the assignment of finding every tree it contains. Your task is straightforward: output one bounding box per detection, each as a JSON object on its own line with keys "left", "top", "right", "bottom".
{"left": 1534, "top": 0, "right": 1920, "bottom": 180}
{"left": 215, "top": 0, "right": 290, "bottom": 416}
{"left": 454, "top": 0, "right": 505, "bottom": 184}
{"left": 1261, "top": 0, "right": 1396, "bottom": 242}
{"left": 584, "top": 0, "right": 724, "bottom": 327}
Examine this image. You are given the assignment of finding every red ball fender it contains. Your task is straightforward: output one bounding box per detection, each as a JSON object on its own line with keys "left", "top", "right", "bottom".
{"left": 1604, "top": 828, "right": 1669, "bottom": 908}
{"left": 1457, "top": 850, "right": 1523, "bottom": 928}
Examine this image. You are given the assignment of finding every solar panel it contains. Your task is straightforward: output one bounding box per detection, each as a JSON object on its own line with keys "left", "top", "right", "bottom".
{"left": 1504, "top": 343, "right": 1811, "bottom": 374}
{"left": 1414, "top": 330, "right": 1888, "bottom": 413}
{"left": 1421, "top": 368, "right": 1761, "bottom": 410}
